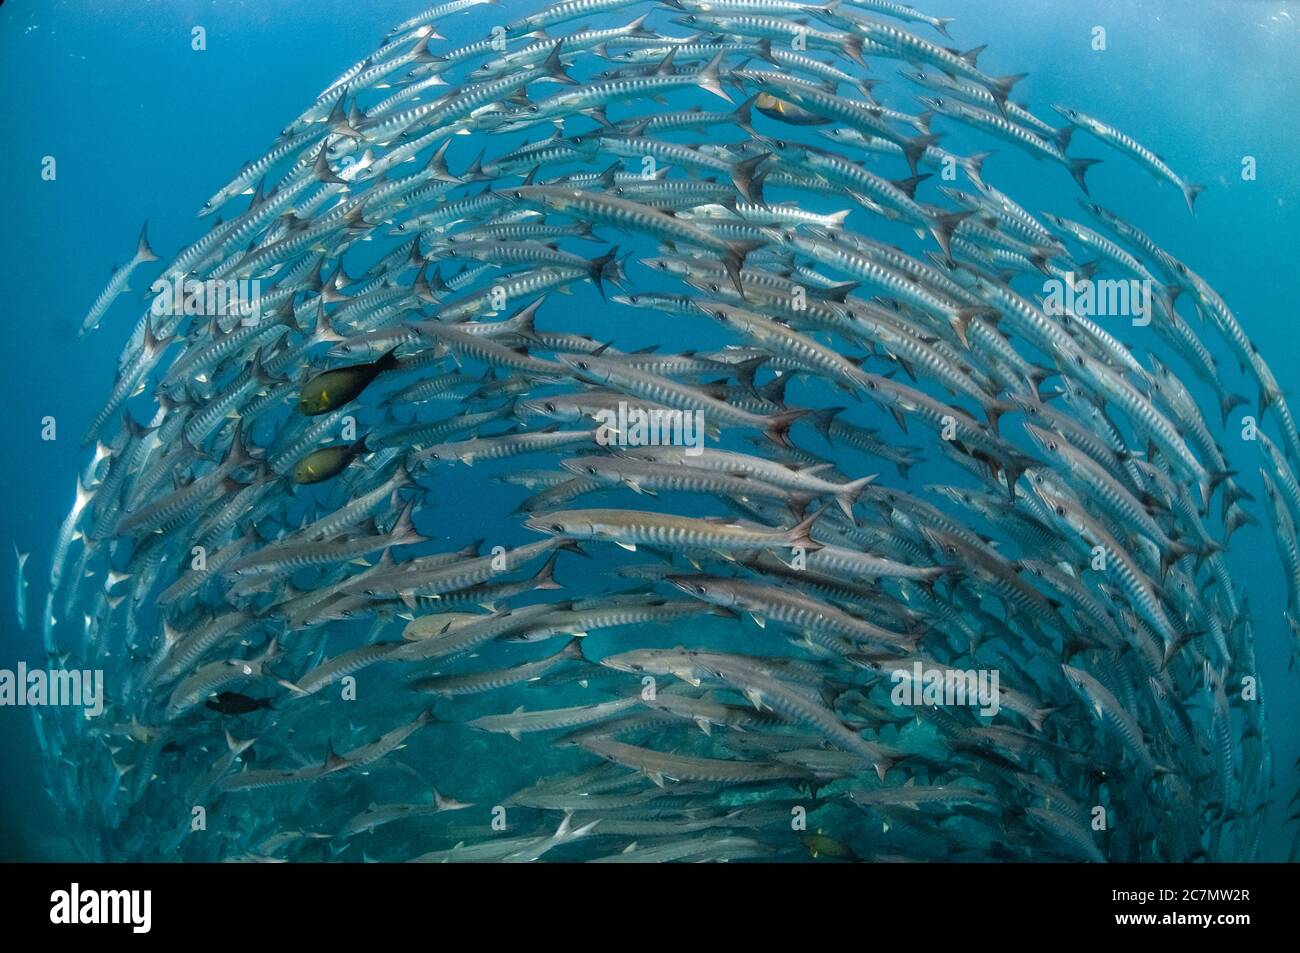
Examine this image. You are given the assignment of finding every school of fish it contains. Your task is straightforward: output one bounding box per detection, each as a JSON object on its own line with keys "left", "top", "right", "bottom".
{"left": 29, "top": 0, "right": 1300, "bottom": 862}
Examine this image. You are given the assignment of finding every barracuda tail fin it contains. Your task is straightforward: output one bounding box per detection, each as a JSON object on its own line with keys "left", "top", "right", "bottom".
{"left": 220, "top": 419, "right": 252, "bottom": 470}
{"left": 586, "top": 247, "right": 620, "bottom": 300}
{"left": 1068, "top": 157, "right": 1102, "bottom": 195}
{"left": 555, "top": 538, "right": 591, "bottom": 560}
{"left": 541, "top": 41, "right": 576, "bottom": 85}
{"left": 722, "top": 239, "right": 764, "bottom": 298}
{"left": 1160, "top": 627, "right": 1202, "bottom": 668}
{"left": 424, "top": 139, "right": 458, "bottom": 183}
{"left": 730, "top": 355, "right": 768, "bottom": 392}
{"left": 834, "top": 474, "right": 877, "bottom": 521}
{"left": 1190, "top": 537, "right": 1223, "bottom": 576}
{"left": 785, "top": 505, "right": 827, "bottom": 552}
{"left": 1160, "top": 539, "right": 1195, "bottom": 579}
{"left": 1183, "top": 183, "right": 1206, "bottom": 215}
{"left": 986, "top": 73, "right": 1027, "bottom": 114}
{"left": 731, "top": 152, "right": 769, "bottom": 204}
{"left": 950, "top": 306, "right": 998, "bottom": 347}
{"left": 508, "top": 296, "right": 544, "bottom": 339}
{"left": 531, "top": 551, "right": 564, "bottom": 590}
{"left": 327, "top": 92, "right": 361, "bottom": 138}
{"left": 1221, "top": 501, "right": 1258, "bottom": 546}
{"left": 841, "top": 35, "right": 866, "bottom": 67}
{"left": 964, "top": 150, "right": 994, "bottom": 184}
{"left": 732, "top": 93, "right": 758, "bottom": 135}
{"left": 406, "top": 33, "right": 436, "bottom": 64}
{"left": 764, "top": 408, "right": 809, "bottom": 449}
{"left": 892, "top": 173, "right": 931, "bottom": 200}
{"left": 1002, "top": 452, "right": 1042, "bottom": 500}
{"left": 697, "top": 51, "right": 732, "bottom": 103}
{"left": 624, "top": 12, "right": 655, "bottom": 39}
{"left": 1222, "top": 477, "right": 1254, "bottom": 512}
{"left": 413, "top": 265, "right": 441, "bottom": 304}
{"left": 313, "top": 145, "right": 348, "bottom": 185}
{"left": 432, "top": 788, "right": 473, "bottom": 812}
{"left": 1028, "top": 705, "right": 1060, "bottom": 732}
{"left": 901, "top": 133, "right": 941, "bottom": 175}
{"left": 1218, "top": 391, "right": 1248, "bottom": 426}
{"left": 389, "top": 501, "right": 425, "bottom": 546}
{"left": 805, "top": 406, "right": 843, "bottom": 444}
{"left": 927, "top": 209, "right": 972, "bottom": 262}
{"left": 985, "top": 400, "right": 1015, "bottom": 435}
{"left": 135, "top": 222, "right": 160, "bottom": 263}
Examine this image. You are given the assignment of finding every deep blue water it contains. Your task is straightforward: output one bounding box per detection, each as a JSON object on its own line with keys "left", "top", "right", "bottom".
{"left": 0, "top": 0, "right": 1297, "bottom": 861}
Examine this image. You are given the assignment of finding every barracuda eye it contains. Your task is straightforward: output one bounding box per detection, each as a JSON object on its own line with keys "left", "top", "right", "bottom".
{"left": 693, "top": 584, "right": 707, "bottom": 595}
{"left": 203, "top": 200, "right": 213, "bottom": 210}
{"left": 1047, "top": 440, "right": 1058, "bottom": 452}
{"left": 1055, "top": 504, "right": 1066, "bottom": 517}
{"left": 585, "top": 466, "right": 597, "bottom": 475}
{"left": 775, "top": 140, "right": 787, "bottom": 150}
{"left": 576, "top": 361, "right": 590, "bottom": 371}
{"left": 544, "top": 402, "right": 555, "bottom": 412}
{"left": 549, "top": 524, "right": 565, "bottom": 533}
{"left": 708, "top": 283, "right": 720, "bottom": 293}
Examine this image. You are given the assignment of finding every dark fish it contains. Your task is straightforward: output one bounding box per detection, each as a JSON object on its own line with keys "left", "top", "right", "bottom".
{"left": 299, "top": 349, "right": 401, "bottom": 415}
{"left": 753, "top": 92, "right": 833, "bottom": 126}
{"left": 292, "top": 438, "right": 369, "bottom": 484}
{"left": 205, "top": 692, "right": 276, "bottom": 716}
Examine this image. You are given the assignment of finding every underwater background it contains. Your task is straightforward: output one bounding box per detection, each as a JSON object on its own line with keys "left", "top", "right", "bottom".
{"left": 0, "top": 0, "right": 1297, "bottom": 861}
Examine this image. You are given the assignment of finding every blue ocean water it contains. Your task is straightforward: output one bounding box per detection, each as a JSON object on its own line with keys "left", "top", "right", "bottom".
{"left": 0, "top": 0, "right": 1296, "bottom": 861}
